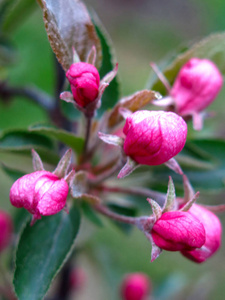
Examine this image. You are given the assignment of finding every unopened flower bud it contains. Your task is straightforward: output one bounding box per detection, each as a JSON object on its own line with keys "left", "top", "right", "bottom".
{"left": 66, "top": 62, "right": 100, "bottom": 108}
{"left": 181, "top": 204, "right": 222, "bottom": 263}
{"left": 0, "top": 210, "right": 13, "bottom": 252}
{"left": 123, "top": 110, "right": 187, "bottom": 166}
{"left": 121, "top": 273, "right": 151, "bottom": 300}
{"left": 171, "top": 58, "right": 223, "bottom": 116}
{"left": 10, "top": 170, "right": 69, "bottom": 221}
{"left": 151, "top": 211, "right": 205, "bottom": 251}
{"left": 69, "top": 268, "right": 86, "bottom": 291}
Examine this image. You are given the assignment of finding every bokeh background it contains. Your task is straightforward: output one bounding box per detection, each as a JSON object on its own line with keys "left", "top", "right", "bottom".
{"left": 1, "top": 0, "right": 225, "bottom": 299}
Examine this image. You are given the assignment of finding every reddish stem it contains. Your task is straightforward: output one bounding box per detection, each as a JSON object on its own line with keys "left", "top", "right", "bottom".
{"left": 150, "top": 62, "right": 171, "bottom": 93}
{"left": 93, "top": 204, "right": 138, "bottom": 225}
{"left": 96, "top": 185, "right": 166, "bottom": 206}
{"left": 89, "top": 158, "right": 124, "bottom": 186}
{"left": 202, "top": 204, "right": 225, "bottom": 213}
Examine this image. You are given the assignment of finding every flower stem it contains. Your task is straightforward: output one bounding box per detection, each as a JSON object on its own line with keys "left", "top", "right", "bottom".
{"left": 81, "top": 117, "right": 92, "bottom": 164}
{"left": 150, "top": 62, "right": 171, "bottom": 93}
{"left": 93, "top": 203, "right": 138, "bottom": 225}
{"left": 97, "top": 185, "right": 166, "bottom": 206}
{"left": 202, "top": 204, "right": 225, "bottom": 213}
{"left": 0, "top": 81, "right": 54, "bottom": 110}
{"left": 89, "top": 158, "right": 124, "bottom": 186}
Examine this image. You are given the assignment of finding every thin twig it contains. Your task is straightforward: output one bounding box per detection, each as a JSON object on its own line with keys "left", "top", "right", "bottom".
{"left": 89, "top": 157, "right": 124, "bottom": 186}
{"left": 202, "top": 204, "right": 225, "bottom": 213}
{"left": 83, "top": 117, "right": 92, "bottom": 156}
{"left": 0, "top": 81, "right": 54, "bottom": 110}
{"left": 93, "top": 204, "right": 138, "bottom": 225}
{"left": 97, "top": 185, "right": 166, "bottom": 206}
{"left": 150, "top": 62, "right": 171, "bottom": 93}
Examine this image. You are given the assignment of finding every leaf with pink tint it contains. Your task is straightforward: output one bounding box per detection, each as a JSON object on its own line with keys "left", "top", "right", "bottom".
{"left": 37, "top": 0, "right": 102, "bottom": 71}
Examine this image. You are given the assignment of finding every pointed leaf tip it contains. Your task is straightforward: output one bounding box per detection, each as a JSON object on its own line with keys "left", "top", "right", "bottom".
{"left": 65, "top": 169, "right": 76, "bottom": 186}
{"left": 54, "top": 149, "right": 72, "bottom": 178}
{"left": 180, "top": 191, "right": 200, "bottom": 212}
{"left": 72, "top": 46, "right": 81, "bottom": 64}
{"left": 119, "top": 107, "right": 133, "bottom": 119}
{"left": 86, "top": 45, "right": 97, "bottom": 65}
{"left": 183, "top": 174, "right": 195, "bottom": 203}
{"left": 32, "top": 149, "right": 44, "bottom": 171}
{"left": 165, "top": 158, "right": 183, "bottom": 175}
{"left": 98, "top": 132, "right": 123, "bottom": 147}
{"left": 163, "top": 176, "right": 176, "bottom": 212}
{"left": 147, "top": 198, "right": 162, "bottom": 220}
{"left": 151, "top": 243, "right": 162, "bottom": 262}
{"left": 60, "top": 91, "right": 74, "bottom": 103}
{"left": 117, "top": 157, "right": 138, "bottom": 179}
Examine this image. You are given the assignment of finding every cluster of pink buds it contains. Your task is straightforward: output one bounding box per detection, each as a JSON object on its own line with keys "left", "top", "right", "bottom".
{"left": 0, "top": 210, "right": 13, "bottom": 252}
{"left": 60, "top": 46, "right": 118, "bottom": 118}
{"left": 136, "top": 177, "right": 222, "bottom": 263}
{"left": 120, "top": 273, "right": 151, "bottom": 300}
{"left": 153, "top": 58, "right": 223, "bottom": 130}
{"left": 8, "top": 54, "right": 224, "bottom": 268}
{"left": 9, "top": 149, "right": 75, "bottom": 225}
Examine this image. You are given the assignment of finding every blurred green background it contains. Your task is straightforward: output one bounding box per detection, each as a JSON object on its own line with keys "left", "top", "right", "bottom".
{"left": 1, "top": 0, "right": 225, "bottom": 299}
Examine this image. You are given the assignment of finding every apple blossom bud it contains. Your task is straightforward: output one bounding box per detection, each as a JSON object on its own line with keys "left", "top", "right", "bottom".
{"left": 123, "top": 110, "right": 187, "bottom": 166}
{"left": 121, "top": 273, "right": 151, "bottom": 300}
{"left": 170, "top": 58, "right": 223, "bottom": 116}
{"left": 10, "top": 170, "right": 69, "bottom": 221}
{"left": 181, "top": 204, "right": 222, "bottom": 263}
{"left": 69, "top": 268, "right": 86, "bottom": 291}
{"left": 66, "top": 62, "right": 100, "bottom": 107}
{"left": 0, "top": 210, "right": 13, "bottom": 252}
{"left": 151, "top": 211, "right": 205, "bottom": 251}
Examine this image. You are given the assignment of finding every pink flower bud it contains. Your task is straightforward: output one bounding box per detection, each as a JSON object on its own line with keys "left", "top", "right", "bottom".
{"left": 0, "top": 210, "right": 13, "bottom": 252}
{"left": 121, "top": 273, "right": 151, "bottom": 300}
{"left": 10, "top": 170, "right": 69, "bottom": 220}
{"left": 69, "top": 268, "right": 86, "bottom": 291}
{"left": 123, "top": 110, "right": 187, "bottom": 166}
{"left": 170, "top": 58, "right": 223, "bottom": 116}
{"left": 66, "top": 62, "right": 100, "bottom": 107}
{"left": 181, "top": 204, "right": 222, "bottom": 263}
{"left": 151, "top": 211, "right": 205, "bottom": 251}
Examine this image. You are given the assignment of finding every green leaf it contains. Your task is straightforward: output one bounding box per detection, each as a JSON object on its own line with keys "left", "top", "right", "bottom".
{"left": 107, "top": 203, "right": 137, "bottom": 233}
{"left": 2, "top": 0, "right": 37, "bottom": 33}
{"left": 183, "top": 139, "right": 225, "bottom": 191}
{"left": 13, "top": 208, "right": 30, "bottom": 237}
{"left": 107, "top": 90, "right": 159, "bottom": 128}
{"left": 94, "top": 20, "right": 120, "bottom": 116}
{"left": 1, "top": 164, "right": 25, "bottom": 181}
{"left": 148, "top": 32, "right": 225, "bottom": 95}
{"left": 0, "top": 36, "right": 15, "bottom": 72}
{"left": 164, "top": 176, "right": 176, "bottom": 212}
{"left": 145, "top": 139, "right": 225, "bottom": 193}
{"left": 14, "top": 205, "right": 81, "bottom": 300}
{"left": 37, "top": 0, "right": 102, "bottom": 71}
{"left": 0, "top": 129, "right": 55, "bottom": 150}
{"left": 60, "top": 100, "right": 80, "bottom": 121}
{"left": 29, "top": 125, "right": 84, "bottom": 155}
{"left": 0, "top": 129, "right": 60, "bottom": 164}
{"left": 81, "top": 202, "right": 103, "bottom": 227}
